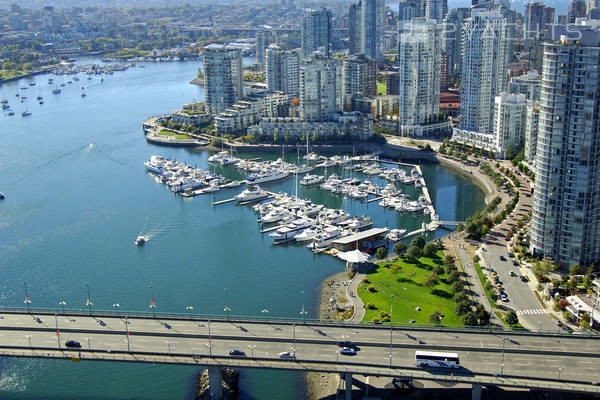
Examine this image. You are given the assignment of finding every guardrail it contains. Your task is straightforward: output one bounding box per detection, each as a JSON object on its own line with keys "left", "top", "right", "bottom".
{"left": 1, "top": 307, "right": 598, "bottom": 339}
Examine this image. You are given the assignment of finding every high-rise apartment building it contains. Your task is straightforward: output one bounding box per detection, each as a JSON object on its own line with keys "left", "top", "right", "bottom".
{"left": 508, "top": 70, "right": 541, "bottom": 102}
{"left": 492, "top": 92, "right": 526, "bottom": 157}
{"left": 349, "top": 2, "right": 363, "bottom": 55}
{"left": 524, "top": 104, "right": 540, "bottom": 165}
{"left": 458, "top": 9, "right": 511, "bottom": 134}
{"left": 524, "top": 2, "right": 555, "bottom": 39}
{"left": 301, "top": 9, "right": 332, "bottom": 58}
{"left": 299, "top": 56, "right": 342, "bottom": 121}
{"left": 361, "top": 0, "right": 385, "bottom": 63}
{"left": 256, "top": 28, "right": 278, "bottom": 68}
{"left": 342, "top": 54, "right": 377, "bottom": 108}
{"left": 398, "top": 18, "right": 441, "bottom": 137}
{"left": 203, "top": 44, "right": 243, "bottom": 115}
{"left": 442, "top": 7, "right": 470, "bottom": 81}
{"left": 398, "top": 0, "right": 426, "bottom": 21}
{"left": 425, "top": 0, "right": 447, "bottom": 22}
{"left": 568, "top": 0, "right": 587, "bottom": 23}
{"left": 266, "top": 45, "right": 300, "bottom": 101}
{"left": 530, "top": 22, "right": 600, "bottom": 266}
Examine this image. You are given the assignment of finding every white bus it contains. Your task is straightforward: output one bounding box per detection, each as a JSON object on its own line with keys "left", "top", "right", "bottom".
{"left": 415, "top": 351, "right": 460, "bottom": 368}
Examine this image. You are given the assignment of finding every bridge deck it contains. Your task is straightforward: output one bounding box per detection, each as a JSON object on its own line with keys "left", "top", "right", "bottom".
{"left": 1, "top": 310, "right": 599, "bottom": 394}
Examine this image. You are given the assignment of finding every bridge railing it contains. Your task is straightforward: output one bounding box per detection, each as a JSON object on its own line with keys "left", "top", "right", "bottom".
{"left": 1, "top": 306, "right": 598, "bottom": 338}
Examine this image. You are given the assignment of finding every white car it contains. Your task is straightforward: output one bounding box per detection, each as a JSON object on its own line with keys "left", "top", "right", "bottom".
{"left": 278, "top": 351, "right": 295, "bottom": 359}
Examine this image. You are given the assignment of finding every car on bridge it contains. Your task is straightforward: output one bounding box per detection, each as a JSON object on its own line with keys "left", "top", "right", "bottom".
{"left": 337, "top": 340, "right": 357, "bottom": 349}
{"left": 278, "top": 351, "right": 295, "bottom": 359}
{"left": 339, "top": 347, "right": 356, "bottom": 356}
{"left": 229, "top": 349, "right": 246, "bottom": 357}
{"left": 65, "top": 340, "right": 81, "bottom": 348}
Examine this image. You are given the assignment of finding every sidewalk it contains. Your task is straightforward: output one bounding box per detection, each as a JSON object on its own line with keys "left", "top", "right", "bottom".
{"left": 347, "top": 272, "right": 366, "bottom": 323}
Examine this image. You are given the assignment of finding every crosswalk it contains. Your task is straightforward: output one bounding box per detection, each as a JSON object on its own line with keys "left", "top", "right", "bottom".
{"left": 516, "top": 309, "right": 545, "bottom": 315}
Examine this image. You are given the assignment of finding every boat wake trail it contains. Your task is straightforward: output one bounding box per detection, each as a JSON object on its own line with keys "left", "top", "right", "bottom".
{"left": 92, "top": 144, "right": 127, "bottom": 167}
{"left": 14, "top": 144, "right": 91, "bottom": 183}
{"left": 138, "top": 216, "right": 184, "bottom": 241}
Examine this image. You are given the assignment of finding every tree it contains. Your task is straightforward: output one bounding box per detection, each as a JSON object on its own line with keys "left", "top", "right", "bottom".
{"left": 393, "top": 242, "right": 407, "bottom": 257}
{"left": 453, "top": 292, "right": 468, "bottom": 303}
{"left": 506, "top": 311, "right": 519, "bottom": 326}
{"left": 455, "top": 300, "right": 471, "bottom": 315}
{"left": 433, "top": 266, "right": 444, "bottom": 276}
{"left": 405, "top": 246, "right": 422, "bottom": 262}
{"left": 444, "top": 255, "right": 456, "bottom": 268}
{"left": 423, "top": 242, "right": 437, "bottom": 258}
{"left": 462, "top": 312, "right": 478, "bottom": 326}
{"left": 457, "top": 223, "right": 465, "bottom": 232}
{"left": 490, "top": 290, "right": 499, "bottom": 304}
{"left": 478, "top": 308, "right": 491, "bottom": 326}
{"left": 569, "top": 264, "right": 581, "bottom": 276}
{"left": 532, "top": 260, "right": 557, "bottom": 280}
{"left": 375, "top": 247, "right": 388, "bottom": 260}
{"left": 411, "top": 236, "right": 426, "bottom": 250}
{"left": 448, "top": 270, "right": 460, "bottom": 283}
{"left": 452, "top": 281, "right": 463, "bottom": 294}
{"left": 424, "top": 273, "right": 438, "bottom": 288}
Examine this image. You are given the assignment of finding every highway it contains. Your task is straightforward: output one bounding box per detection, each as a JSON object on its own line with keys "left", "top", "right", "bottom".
{"left": 1, "top": 310, "right": 599, "bottom": 393}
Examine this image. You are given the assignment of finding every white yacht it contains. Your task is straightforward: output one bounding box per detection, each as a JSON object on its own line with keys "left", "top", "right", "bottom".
{"left": 236, "top": 185, "right": 268, "bottom": 203}
{"left": 308, "top": 227, "right": 342, "bottom": 249}
{"left": 268, "top": 219, "right": 312, "bottom": 239}
{"left": 294, "top": 226, "right": 320, "bottom": 242}
{"left": 344, "top": 216, "right": 373, "bottom": 231}
{"left": 144, "top": 155, "right": 166, "bottom": 174}
{"left": 315, "top": 159, "right": 336, "bottom": 168}
{"left": 303, "top": 152, "right": 321, "bottom": 162}
{"left": 260, "top": 207, "right": 289, "bottom": 223}
{"left": 386, "top": 229, "right": 407, "bottom": 241}
{"left": 246, "top": 169, "right": 289, "bottom": 185}
{"left": 293, "top": 164, "right": 314, "bottom": 174}
{"left": 221, "top": 180, "right": 244, "bottom": 188}
{"left": 135, "top": 235, "right": 146, "bottom": 246}
{"left": 300, "top": 174, "right": 324, "bottom": 186}
{"left": 202, "top": 182, "right": 220, "bottom": 193}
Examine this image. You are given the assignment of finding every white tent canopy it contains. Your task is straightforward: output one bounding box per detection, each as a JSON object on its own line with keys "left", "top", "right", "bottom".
{"left": 337, "top": 249, "right": 371, "bottom": 263}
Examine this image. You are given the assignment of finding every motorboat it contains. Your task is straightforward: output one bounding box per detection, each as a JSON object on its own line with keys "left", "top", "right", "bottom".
{"left": 307, "top": 227, "right": 342, "bottom": 249}
{"left": 315, "top": 159, "right": 336, "bottom": 168}
{"left": 221, "top": 180, "right": 244, "bottom": 188}
{"left": 202, "top": 183, "right": 220, "bottom": 193}
{"left": 260, "top": 207, "right": 289, "bottom": 223}
{"left": 22, "top": 111, "right": 31, "bottom": 117}
{"left": 144, "top": 155, "right": 166, "bottom": 174}
{"left": 343, "top": 216, "right": 373, "bottom": 231}
{"left": 386, "top": 229, "right": 407, "bottom": 241}
{"left": 52, "top": 89, "right": 61, "bottom": 94}
{"left": 293, "top": 164, "right": 314, "bottom": 174}
{"left": 300, "top": 174, "right": 324, "bottom": 186}
{"left": 236, "top": 185, "right": 268, "bottom": 203}
{"left": 268, "top": 219, "right": 312, "bottom": 239}
{"left": 0, "top": 192, "right": 5, "bottom": 199}
{"left": 246, "top": 169, "right": 289, "bottom": 185}
{"left": 294, "top": 226, "right": 319, "bottom": 242}
{"left": 135, "top": 235, "right": 146, "bottom": 246}
{"left": 303, "top": 152, "right": 321, "bottom": 162}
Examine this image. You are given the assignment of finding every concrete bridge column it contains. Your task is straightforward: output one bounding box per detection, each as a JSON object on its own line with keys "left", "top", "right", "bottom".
{"left": 345, "top": 373, "right": 352, "bottom": 400}
{"left": 208, "top": 366, "right": 223, "bottom": 400}
{"left": 472, "top": 383, "right": 482, "bottom": 400}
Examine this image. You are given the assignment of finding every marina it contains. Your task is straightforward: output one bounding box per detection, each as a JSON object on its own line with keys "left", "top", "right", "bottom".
{"left": 143, "top": 151, "right": 442, "bottom": 255}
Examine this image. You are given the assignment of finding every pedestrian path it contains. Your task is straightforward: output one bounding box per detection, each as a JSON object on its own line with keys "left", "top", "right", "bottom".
{"left": 516, "top": 309, "right": 545, "bottom": 315}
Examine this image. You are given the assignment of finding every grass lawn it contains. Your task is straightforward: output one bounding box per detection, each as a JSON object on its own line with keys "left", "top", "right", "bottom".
{"left": 358, "top": 250, "right": 462, "bottom": 326}
{"left": 158, "top": 130, "right": 191, "bottom": 139}
{"left": 377, "top": 81, "right": 386, "bottom": 95}
{"left": 473, "top": 262, "right": 496, "bottom": 307}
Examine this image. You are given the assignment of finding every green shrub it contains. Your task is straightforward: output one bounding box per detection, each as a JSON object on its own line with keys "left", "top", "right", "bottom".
{"left": 366, "top": 302, "right": 377, "bottom": 310}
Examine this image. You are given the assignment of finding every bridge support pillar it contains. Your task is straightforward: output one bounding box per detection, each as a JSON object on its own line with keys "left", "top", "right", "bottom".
{"left": 344, "top": 373, "right": 352, "bottom": 400}
{"left": 472, "top": 383, "right": 482, "bottom": 400}
{"left": 208, "top": 366, "right": 223, "bottom": 400}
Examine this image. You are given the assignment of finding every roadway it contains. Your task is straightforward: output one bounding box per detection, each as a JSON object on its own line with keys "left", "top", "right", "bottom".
{"left": 1, "top": 311, "right": 599, "bottom": 393}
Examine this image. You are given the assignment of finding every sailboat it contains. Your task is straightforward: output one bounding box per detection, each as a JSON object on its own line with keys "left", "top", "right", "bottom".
{"left": 294, "top": 145, "right": 314, "bottom": 174}
{"left": 303, "top": 134, "right": 320, "bottom": 162}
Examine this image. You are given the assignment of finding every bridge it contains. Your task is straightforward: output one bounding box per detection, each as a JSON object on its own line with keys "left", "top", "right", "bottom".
{"left": 1, "top": 309, "right": 599, "bottom": 399}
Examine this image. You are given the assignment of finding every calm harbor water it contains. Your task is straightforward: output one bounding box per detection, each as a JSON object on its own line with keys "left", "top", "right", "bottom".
{"left": 0, "top": 58, "right": 485, "bottom": 399}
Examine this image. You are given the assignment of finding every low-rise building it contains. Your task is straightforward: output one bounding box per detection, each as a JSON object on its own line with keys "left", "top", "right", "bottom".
{"left": 172, "top": 110, "right": 211, "bottom": 126}
{"left": 214, "top": 91, "right": 288, "bottom": 134}
{"left": 248, "top": 111, "right": 373, "bottom": 141}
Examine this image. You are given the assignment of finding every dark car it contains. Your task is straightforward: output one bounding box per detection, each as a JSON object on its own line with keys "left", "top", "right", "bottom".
{"left": 520, "top": 276, "right": 528, "bottom": 282}
{"left": 500, "top": 255, "right": 507, "bottom": 261}
{"left": 229, "top": 349, "right": 246, "bottom": 357}
{"left": 337, "top": 340, "right": 356, "bottom": 349}
{"left": 512, "top": 260, "right": 519, "bottom": 266}
{"left": 65, "top": 340, "right": 81, "bottom": 348}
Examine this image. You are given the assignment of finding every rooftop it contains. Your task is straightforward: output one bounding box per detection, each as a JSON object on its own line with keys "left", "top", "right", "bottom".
{"left": 332, "top": 228, "right": 389, "bottom": 246}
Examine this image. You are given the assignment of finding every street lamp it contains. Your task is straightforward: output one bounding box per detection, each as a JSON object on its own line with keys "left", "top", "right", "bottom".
{"left": 85, "top": 283, "right": 93, "bottom": 316}
{"left": 124, "top": 317, "right": 131, "bottom": 353}
{"left": 208, "top": 320, "right": 212, "bottom": 356}
{"left": 292, "top": 322, "right": 296, "bottom": 357}
{"left": 165, "top": 340, "right": 173, "bottom": 355}
{"left": 113, "top": 303, "right": 120, "bottom": 316}
{"left": 558, "top": 367, "right": 562, "bottom": 381}
{"left": 224, "top": 288, "right": 231, "bottom": 320}
{"left": 23, "top": 282, "right": 31, "bottom": 314}
{"left": 300, "top": 291, "right": 307, "bottom": 322}
{"left": 25, "top": 334, "right": 32, "bottom": 348}
{"left": 261, "top": 308, "right": 269, "bottom": 322}
{"left": 84, "top": 337, "right": 92, "bottom": 351}
{"left": 248, "top": 344, "right": 256, "bottom": 358}
{"left": 149, "top": 285, "right": 156, "bottom": 318}
{"left": 389, "top": 294, "right": 394, "bottom": 366}
{"left": 336, "top": 350, "right": 339, "bottom": 364}
{"left": 500, "top": 337, "right": 507, "bottom": 375}
{"left": 186, "top": 305, "right": 194, "bottom": 319}
{"left": 59, "top": 301, "right": 67, "bottom": 314}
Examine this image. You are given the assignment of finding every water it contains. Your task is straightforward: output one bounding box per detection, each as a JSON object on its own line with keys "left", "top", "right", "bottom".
{"left": 0, "top": 58, "right": 485, "bottom": 399}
